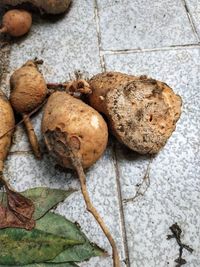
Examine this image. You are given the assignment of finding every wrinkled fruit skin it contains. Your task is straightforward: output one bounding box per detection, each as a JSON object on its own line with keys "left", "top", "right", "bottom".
{"left": 1, "top": 0, "right": 71, "bottom": 14}
{"left": 89, "top": 72, "right": 135, "bottom": 113}
{"left": 42, "top": 92, "right": 108, "bottom": 169}
{"left": 0, "top": 90, "right": 15, "bottom": 171}
{"left": 89, "top": 72, "right": 182, "bottom": 154}
{"left": 10, "top": 60, "right": 47, "bottom": 114}
{"left": 2, "top": 9, "right": 32, "bottom": 37}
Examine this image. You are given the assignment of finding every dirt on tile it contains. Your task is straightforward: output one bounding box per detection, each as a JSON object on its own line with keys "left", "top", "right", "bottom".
{"left": 0, "top": 41, "right": 11, "bottom": 87}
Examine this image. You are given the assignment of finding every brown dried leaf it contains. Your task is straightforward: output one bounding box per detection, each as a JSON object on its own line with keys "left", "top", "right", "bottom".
{"left": 0, "top": 186, "right": 35, "bottom": 230}
{"left": 0, "top": 205, "right": 35, "bottom": 230}
{"left": 7, "top": 189, "right": 34, "bottom": 219}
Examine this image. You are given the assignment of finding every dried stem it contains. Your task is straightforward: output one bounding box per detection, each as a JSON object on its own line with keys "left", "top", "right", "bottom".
{"left": 47, "top": 79, "right": 92, "bottom": 96}
{"left": 123, "top": 158, "right": 152, "bottom": 204}
{"left": 0, "top": 99, "right": 47, "bottom": 143}
{"left": 23, "top": 114, "right": 41, "bottom": 159}
{"left": 67, "top": 139, "right": 120, "bottom": 267}
{"left": 167, "top": 223, "right": 193, "bottom": 266}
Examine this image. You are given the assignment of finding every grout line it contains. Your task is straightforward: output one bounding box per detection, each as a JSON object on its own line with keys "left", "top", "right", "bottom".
{"left": 94, "top": 0, "right": 106, "bottom": 72}
{"left": 181, "top": 0, "right": 200, "bottom": 43}
{"left": 112, "top": 143, "right": 131, "bottom": 267}
{"left": 100, "top": 43, "right": 200, "bottom": 56}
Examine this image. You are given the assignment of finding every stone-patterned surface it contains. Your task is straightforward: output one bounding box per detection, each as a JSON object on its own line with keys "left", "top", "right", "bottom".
{"left": 105, "top": 49, "right": 200, "bottom": 266}
{"left": 1, "top": 1, "right": 200, "bottom": 267}
{"left": 185, "top": 0, "right": 200, "bottom": 39}
{"left": 97, "top": 0, "right": 197, "bottom": 50}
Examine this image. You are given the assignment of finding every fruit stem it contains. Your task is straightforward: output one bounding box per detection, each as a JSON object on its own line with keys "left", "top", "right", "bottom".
{"left": 67, "top": 139, "right": 121, "bottom": 267}
{"left": 23, "top": 114, "right": 41, "bottom": 159}
{"left": 0, "top": 100, "right": 47, "bottom": 143}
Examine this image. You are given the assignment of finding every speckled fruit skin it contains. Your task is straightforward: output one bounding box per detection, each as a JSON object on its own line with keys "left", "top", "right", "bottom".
{"left": 42, "top": 92, "right": 108, "bottom": 169}
{"left": 10, "top": 60, "right": 47, "bottom": 114}
{"left": 1, "top": 0, "right": 71, "bottom": 14}
{"left": 0, "top": 90, "right": 15, "bottom": 171}
{"left": 89, "top": 72, "right": 182, "bottom": 154}
{"left": 2, "top": 9, "right": 32, "bottom": 37}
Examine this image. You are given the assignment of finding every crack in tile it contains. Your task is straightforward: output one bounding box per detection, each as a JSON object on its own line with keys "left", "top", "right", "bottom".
{"left": 181, "top": 0, "right": 200, "bottom": 43}
{"left": 100, "top": 43, "right": 200, "bottom": 56}
{"left": 123, "top": 157, "right": 153, "bottom": 204}
{"left": 112, "top": 142, "right": 131, "bottom": 267}
{"left": 94, "top": 0, "right": 106, "bottom": 71}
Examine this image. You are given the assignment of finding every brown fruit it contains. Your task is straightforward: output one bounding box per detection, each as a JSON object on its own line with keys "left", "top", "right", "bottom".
{"left": 10, "top": 60, "right": 47, "bottom": 114}
{"left": 10, "top": 60, "right": 47, "bottom": 159}
{"left": 42, "top": 91, "right": 108, "bottom": 169}
{"left": 0, "top": 9, "right": 32, "bottom": 37}
{"left": 0, "top": 90, "right": 15, "bottom": 172}
{"left": 89, "top": 72, "right": 182, "bottom": 154}
{"left": 1, "top": 0, "right": 71, "bottom": 14}
{"left": 42, "top": 91, "right": 120, "bottom": 267}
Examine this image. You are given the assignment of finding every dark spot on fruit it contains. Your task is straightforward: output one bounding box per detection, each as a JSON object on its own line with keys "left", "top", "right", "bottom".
{"left": 78, "top": 81, "right": 84, "bottom": 88}
{"left": 136, "top": 109, "right": 143, "bottom": 121}
{"left": 107, "top": 73, "right": 114, "bottom": 77}
{"left": 118, "top": 125, "right": 125, "bottom": 132}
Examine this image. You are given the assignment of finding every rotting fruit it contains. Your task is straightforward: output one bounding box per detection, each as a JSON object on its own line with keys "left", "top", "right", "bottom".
{"left": 89, "top": 72, "right": 182, "bottom": 154}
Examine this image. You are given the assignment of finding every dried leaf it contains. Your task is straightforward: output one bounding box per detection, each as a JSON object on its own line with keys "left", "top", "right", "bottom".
{"left": 0, "top": 188, "right": 35, "bottom": 230}
{"left": 0, "top": 228, "right": 82, "bottom": 266}
{"left": 7, "top": 189, "right": 34, "bottom": 219}
{"left": 22, "top": 187, "right": 76, "bottom": 220}
{"left": 36, "top": 212, "right": 106, "bottom": 263}
{"left": 0, "top": 205, "right": 35, "bottom": 230}
{"left": 0, "top": 262, "right": 79, "bottom": 267}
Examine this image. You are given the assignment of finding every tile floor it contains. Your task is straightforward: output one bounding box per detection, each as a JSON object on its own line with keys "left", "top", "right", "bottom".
{"left": 0, "top": 1, "right": 200, "bottom": 266}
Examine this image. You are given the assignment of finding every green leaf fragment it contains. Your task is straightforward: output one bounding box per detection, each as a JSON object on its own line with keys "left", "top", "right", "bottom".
{"left": 0, "top": 228, "right": 81, "bottom": 266}
{"left": 0, "top": 263, "right": 79, "bottom": 267}
{"left": 36, "top": 212, "right": 106, "bottom": 263}
{"left": 21, "top": 187, "right": 75, "bottom": 220}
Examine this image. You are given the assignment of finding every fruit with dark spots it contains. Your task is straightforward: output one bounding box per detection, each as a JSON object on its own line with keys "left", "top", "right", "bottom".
{"left": 89, "top": 72, "right": 182, "bottom": 154}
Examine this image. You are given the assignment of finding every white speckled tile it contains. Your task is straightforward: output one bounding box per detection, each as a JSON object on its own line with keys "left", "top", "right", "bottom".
{"left": 4, "top": 0, "right": 101, "bottom": 88}
{"left": 4, "top": 145, "right": 126, "bottom": 266}
{"left": 105, "top": 49, "right": 200, "bottom": 266}
{"left": 185, "top": 0, "right": 200, "bottom": 39}
{"left": 116, "top": 107, "right": 200, "bottom": 266}
{"left": 97, "top": 0, "right": 197, "bottom": 50}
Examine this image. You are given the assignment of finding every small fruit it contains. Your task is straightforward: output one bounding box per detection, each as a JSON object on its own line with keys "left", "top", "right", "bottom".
{"left": 10, "top": 60, "right": 47, "bottom": 159}
{"left": 42, "top": 91, "right": 108, "bottom": 169}
{"left": 0, "top": 89, "right": 15, "bottom": 173}
{"left": 0, "top": 9, "right": 32, "bottom": 37}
